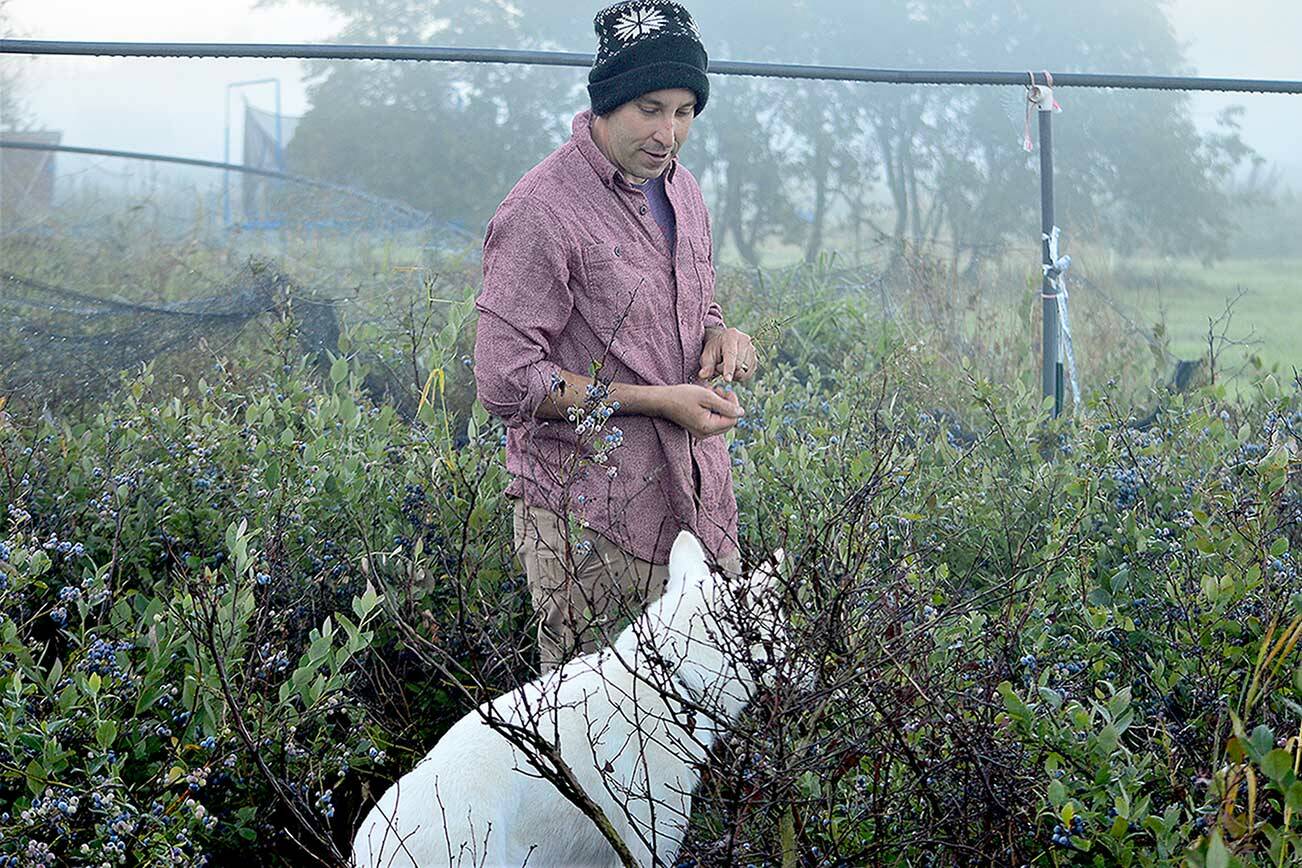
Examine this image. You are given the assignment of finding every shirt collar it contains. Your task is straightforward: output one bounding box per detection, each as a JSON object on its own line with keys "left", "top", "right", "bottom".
{"left": 571, "top": 108, "right": 678, "bottom": 192}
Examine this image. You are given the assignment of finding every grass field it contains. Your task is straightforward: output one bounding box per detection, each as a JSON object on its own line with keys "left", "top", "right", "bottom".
{"left": 1108, "top": 255, "right": 1302, "bottom": 376}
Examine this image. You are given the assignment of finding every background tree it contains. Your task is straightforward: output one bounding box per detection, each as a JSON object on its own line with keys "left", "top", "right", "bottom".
{"left": 279, "top": 0, "right": 1254, "bottom": 264}
{"left": 280, "top": 0, "right": 584, "bottom": 230}
{"left": 0, "top": 0, "right": 32, "bottom": 133}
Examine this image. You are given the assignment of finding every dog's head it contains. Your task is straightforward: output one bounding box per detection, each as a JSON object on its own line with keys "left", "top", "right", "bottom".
{"left": 650, "top": 531, "right": 793, "bottom": 714}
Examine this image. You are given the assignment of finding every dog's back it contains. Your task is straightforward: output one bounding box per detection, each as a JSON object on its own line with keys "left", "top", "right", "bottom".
{"left": 352, "top": 531, "right": 779, "bottom": 868}
{"left": 352, "top": 662, "right": 638, "bottom": 867}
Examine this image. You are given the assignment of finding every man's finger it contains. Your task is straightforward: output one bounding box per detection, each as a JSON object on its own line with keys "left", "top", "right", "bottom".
{"left": 696, "top": 409, "right": 741, "bottom": 437}
{"left": 721, "top": 339, "right": 738, "bottom": 382}
{"left": 736, "top": 345, "right": 756, "bottom": 379}
{"left": 704, "top": 389, "right": 744, "bottom": 417}
{"left": 699, "top": 341, "right": 720, "bottom": 379}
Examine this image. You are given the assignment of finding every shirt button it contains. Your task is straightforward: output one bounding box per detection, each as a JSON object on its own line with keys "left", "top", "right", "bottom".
{"left": 639, "top": 205, "right": 648, "bottom": 215}
{"left": 614, "top": 245, "right": 622, "bottom": 257}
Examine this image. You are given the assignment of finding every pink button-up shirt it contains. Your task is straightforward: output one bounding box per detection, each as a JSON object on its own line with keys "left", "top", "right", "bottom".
{"left": 473, "top": 109, "right": 738, "bottom": 565}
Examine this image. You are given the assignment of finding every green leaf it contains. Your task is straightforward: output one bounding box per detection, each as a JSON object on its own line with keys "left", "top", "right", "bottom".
{"left": 1048, "top": 779, "right": 1067, "bottom": 806}
{"left": 997, "top": 681, "right": 1031, "bottom": 723}
{"left": 95, "top": 720, "right": 118, "bottom": 750}
{"left": 1206, "top": 829, "right": 1230, "bottom": 868}
{"left": 1286, "top": 781, "right": 1302, "bottom": 811}
{"left": 46, "top": 656, "right": 64, "bottom": 693}
{"left": 1096, "top": 724, "right": 1119, "bottom": 755}
{"left": 1038, "top": 686, "right": 1064, "bottom": 710}
{"left": 309, "top": 634, "right": 331, "bottom": 664}
{"left": 25, "top": 759, "right": 45, "bottom": 795}
{"left": 307, "top": 673, "right": 326, "bottom": 706}
{"left": 1108, "top": 687, "right": 1132, "bottom": 719}
{"left": 1249, "top": 725, "right": 1275, "bottom": 762}
{"left": 330, "top": 356, "right": 348, "bottom": 385}
{"left": 352, "top": 587, "right": 381, "bottom": 620}
{"left": 1087, "top": 587, "right": 1113, "bottom": 607}
{"left": 1261, "top": 749, "right": 1295, "bottom": 783}
{"left": 29, "top": 550, "right": 51, "bottom": 577}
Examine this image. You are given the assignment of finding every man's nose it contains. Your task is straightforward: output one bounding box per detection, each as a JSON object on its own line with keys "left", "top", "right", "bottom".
{"left": 652, "top": 116, "right": 674, "bottom": 148}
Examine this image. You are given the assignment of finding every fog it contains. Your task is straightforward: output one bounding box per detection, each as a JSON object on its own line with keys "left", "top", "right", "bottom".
{"left": 3, "top": 0, "right": 1299, "bottom": 184}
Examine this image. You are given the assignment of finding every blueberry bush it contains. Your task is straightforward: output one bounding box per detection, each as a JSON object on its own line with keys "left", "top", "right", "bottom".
{"left": 1, "top": 261, "right": 1299, "bottom": 866}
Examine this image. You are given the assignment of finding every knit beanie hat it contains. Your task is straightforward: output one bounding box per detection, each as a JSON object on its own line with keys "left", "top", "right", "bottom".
{"left": 588, "top": 2, "right": 709, "bottom": 116}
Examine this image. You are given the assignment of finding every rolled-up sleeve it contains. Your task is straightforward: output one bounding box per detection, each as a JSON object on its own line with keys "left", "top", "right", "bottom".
{"left": 473, "top": 197, "right": 572, "bottom": 428}
{"left": 703, "top": 302, "right": 726, "bottom": 331}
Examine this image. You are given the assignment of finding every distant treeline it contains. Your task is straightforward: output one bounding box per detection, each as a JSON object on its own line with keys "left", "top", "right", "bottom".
{"left": 285, "top": 0, "right": 1267, "bottom": 265}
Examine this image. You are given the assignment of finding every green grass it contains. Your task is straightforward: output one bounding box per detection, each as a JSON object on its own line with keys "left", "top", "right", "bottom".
{"left": 1111, "top": 256, "right": 1302, "bottom": 377}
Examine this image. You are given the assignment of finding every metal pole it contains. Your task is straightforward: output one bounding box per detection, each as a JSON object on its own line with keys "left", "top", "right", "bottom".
{"left": 4, "top": 40, "right": 1301, "bottom": 95}
{"left": 222, "top": 86, "right": 231, "bottom": 226}
{"left": 274, "top": 79, "right": 283, "bottom": 169}
{"left": 1036, "top": 89, "right": 1061, "bottom": 417}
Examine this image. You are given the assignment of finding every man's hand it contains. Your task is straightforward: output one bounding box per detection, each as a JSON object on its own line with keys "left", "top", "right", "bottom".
{"left": 657, "top": 383, "right": 745, "bottom": 438}
{"left": 700, "top": 326, "right": 758, "bottom": 383}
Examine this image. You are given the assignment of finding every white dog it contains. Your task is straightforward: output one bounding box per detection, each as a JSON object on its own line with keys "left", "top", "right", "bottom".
{"left": 352, "top": 530, "right": 786, "bottom": 868}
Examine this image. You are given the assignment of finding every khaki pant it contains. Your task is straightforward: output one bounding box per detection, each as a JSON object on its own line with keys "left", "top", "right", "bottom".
{"left": 512, "top": 500, "right": 741, "bottom": 671}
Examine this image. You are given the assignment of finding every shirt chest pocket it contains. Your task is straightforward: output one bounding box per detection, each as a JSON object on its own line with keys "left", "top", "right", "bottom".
{"left": 579, "top": 241, "right": 659, "bottom": 342}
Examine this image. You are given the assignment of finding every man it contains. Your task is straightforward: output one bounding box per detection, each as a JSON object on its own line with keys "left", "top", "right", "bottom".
{"left": 473, "top": 0, "right": 758, "bottom": 670}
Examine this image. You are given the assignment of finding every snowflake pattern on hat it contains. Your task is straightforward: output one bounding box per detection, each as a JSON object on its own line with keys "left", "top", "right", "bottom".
{"left": 594, "top": 1, "right": 702, "bottom": 63}
{"left": 613, "top": 6, "right": 667, "bottom": 41}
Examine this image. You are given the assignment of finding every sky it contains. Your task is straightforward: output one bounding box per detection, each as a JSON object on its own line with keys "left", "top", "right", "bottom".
{"left": 2, "top": 0, "right": 1300, "bottom": 185}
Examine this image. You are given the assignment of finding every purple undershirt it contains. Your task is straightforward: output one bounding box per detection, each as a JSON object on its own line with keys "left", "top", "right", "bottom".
{"left": 642, "top": 172, "right": 677, "bottom": 255}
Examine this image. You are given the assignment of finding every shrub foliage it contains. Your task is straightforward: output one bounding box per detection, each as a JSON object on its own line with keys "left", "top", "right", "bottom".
{"left": 1, "top": 269, "right": 1299, "bottom": 867}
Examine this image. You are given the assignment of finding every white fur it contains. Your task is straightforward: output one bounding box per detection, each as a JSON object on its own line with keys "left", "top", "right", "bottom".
{"left": 352, "top": 531, "right": 784, "bottom": 868}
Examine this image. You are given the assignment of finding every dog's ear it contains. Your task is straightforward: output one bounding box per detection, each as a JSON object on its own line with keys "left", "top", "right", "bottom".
{"left": 669, "top": 530, "right": 710, "bottom": 593}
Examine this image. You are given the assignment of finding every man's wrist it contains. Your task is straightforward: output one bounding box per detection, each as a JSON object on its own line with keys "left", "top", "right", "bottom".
{"left": 609, "top": 381, "right": 669, "bottom": 419}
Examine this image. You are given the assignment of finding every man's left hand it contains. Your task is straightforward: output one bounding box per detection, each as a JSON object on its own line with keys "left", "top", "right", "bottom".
{"left": 699, "top": 326, "right": 758, "bottom": 383}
